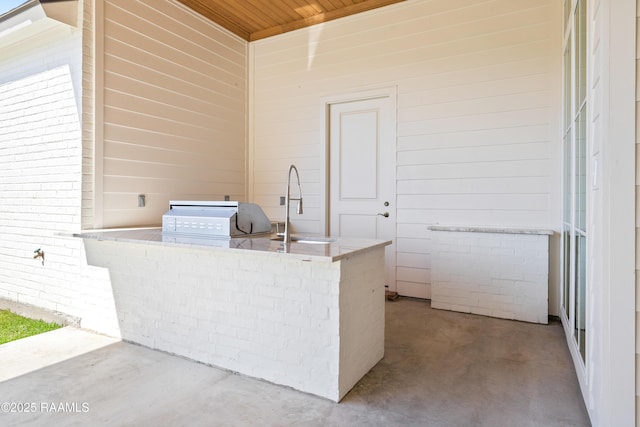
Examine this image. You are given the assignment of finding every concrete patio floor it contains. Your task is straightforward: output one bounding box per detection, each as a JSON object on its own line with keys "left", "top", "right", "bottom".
{"left": 0, "top": 298, "right": 590, "bottom": 426}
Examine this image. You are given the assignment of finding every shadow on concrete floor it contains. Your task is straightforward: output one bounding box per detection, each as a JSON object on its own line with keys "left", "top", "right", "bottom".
{"left": 0, "top": 298, "right": 590, "bottom": 426}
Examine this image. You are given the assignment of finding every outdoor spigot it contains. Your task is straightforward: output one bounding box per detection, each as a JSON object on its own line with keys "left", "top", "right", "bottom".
{"left": 33, "top": 248, "right": 45, "bottom": 265}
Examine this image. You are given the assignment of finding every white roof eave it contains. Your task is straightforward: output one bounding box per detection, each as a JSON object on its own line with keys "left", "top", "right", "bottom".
{"left": 0, "top": 1, "right": 77, "bottom": 55}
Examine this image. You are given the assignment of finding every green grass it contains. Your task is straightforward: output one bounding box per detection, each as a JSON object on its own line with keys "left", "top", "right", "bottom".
{"left": 0, "top": 310, "right": 61, "bottom": 345}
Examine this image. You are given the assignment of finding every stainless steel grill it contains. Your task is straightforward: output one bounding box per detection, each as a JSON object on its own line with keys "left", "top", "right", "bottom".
{"left": 162, "top": 201, "right": 272, "bottom": 239}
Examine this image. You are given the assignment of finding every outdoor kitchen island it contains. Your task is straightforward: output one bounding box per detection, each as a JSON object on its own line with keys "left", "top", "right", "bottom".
{"left": 77, "top": 228, "right": 390, "bottom": 402}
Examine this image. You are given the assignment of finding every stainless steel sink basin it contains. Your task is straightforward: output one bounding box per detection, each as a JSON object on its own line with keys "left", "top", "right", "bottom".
{"left": 271, "top": 235, "right": 336, "bottom": 245}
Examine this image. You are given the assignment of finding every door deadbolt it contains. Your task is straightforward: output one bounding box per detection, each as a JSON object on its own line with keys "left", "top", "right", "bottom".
{"left": 384, "top": 201, "right": 389, "bottom": 206}
{"left": 378, "top": 212, "right": 389, "bottom": 218}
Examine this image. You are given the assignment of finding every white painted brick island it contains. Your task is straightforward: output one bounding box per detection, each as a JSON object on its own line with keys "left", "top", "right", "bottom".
{"left": 428, "top": 226, "right": 553, "bottom": 324}
{"left": 77, "top": 228, "right": 390, "bottom": 402}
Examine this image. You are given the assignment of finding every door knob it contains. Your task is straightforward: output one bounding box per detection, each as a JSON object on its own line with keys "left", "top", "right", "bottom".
{"left": 378, "top": 212, "right": 389, "bottom": 218}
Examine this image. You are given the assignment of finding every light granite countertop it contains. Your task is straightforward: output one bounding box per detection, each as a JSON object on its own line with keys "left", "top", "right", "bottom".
{"left": 74, "top": 228, "right": 391, "bottom": 262}
{"left": 427, "top": 225, "right": 554, "bottom": 235}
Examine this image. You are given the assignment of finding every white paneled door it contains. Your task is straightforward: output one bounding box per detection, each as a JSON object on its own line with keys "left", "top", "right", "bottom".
{"left": 329, "top": 96, "right": 397, "bottom": 292}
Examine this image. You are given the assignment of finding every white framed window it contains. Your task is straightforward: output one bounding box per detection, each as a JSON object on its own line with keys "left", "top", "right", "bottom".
{"left": 561, "top": 0, "right": 587, "bottom": 365}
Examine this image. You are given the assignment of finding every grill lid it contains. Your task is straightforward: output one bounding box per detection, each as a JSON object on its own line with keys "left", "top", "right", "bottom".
{"left": 162, "top": 201, "right": 272, "bottom": 238}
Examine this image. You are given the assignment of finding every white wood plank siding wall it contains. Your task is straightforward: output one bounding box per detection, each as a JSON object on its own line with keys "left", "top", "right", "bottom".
{"left": 100, "top": 0, "right": 247, "bottom": 228}
{"left": 249, "top": 0, "right": 562, "bottom": 299}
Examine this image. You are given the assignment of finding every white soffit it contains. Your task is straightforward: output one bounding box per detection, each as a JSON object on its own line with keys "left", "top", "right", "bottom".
{"left": 0, "top": 1, "right": 77, "bottom": 54}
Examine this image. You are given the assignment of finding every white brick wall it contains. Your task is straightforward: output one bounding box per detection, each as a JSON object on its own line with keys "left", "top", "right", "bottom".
{"left": 0, "top": 25, "right": 119, "bottom": 336}
{"left": 430, "top": 230, "right": 550, "bottom": 324}
{"left": 84, "top": 238, "right": 386, "bottom": 402}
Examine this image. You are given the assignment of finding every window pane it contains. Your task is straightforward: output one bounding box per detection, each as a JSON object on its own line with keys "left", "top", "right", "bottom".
{"left": 563, "top": 46, "right": 572, "bottom": 132}
{"left": 563, "top": 227, "right": 571, "bottom": 318}
{"left": 563, "top": 133, "right": 571, "bottom": 222}
{"left": 575, "top": 0, "right": 587, "bottom": 106}
{"left": 575, "top": 234, "right": 586, "bottom": 362}
{"left": 564, "top": 0, "right": 573, "bottom": 29}
{"left": 575, "top": 110, "right": 586, "bottom": 232}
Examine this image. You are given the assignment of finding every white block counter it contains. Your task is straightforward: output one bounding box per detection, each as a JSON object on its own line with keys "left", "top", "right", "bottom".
{"left": 428, "top": 226, "right": 553, "bottom": 324}
{"left": 76, "top": 228, "right": 390, "bottom": 402}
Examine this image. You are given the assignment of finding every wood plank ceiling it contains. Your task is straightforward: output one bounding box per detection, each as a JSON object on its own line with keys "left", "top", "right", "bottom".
{"left": 177, "top": 0, "right": 405, "bottom": 41}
